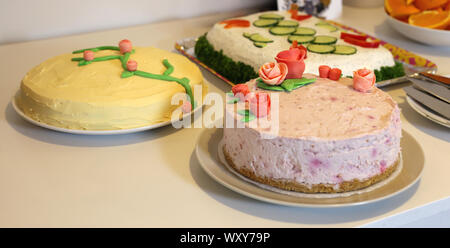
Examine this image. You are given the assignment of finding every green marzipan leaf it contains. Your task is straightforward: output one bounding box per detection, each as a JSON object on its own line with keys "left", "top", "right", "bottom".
{"left": 281, "top": 78, "right": 316, "bottom": 92}
{"left": 237, "top": 109, "right": 250, "bottom": 116}
{"left": 227, "top": 98, "right": 240, "bottom": 104}
{"left": 78, "top": 60, "right": 92, "bottom": 66}
{"left": 241, "top": 114, "right": 256, "bottom": 123}
{"left": 256, "top": 79, "right": 284, "bottom": 91}
{"left": 121, "top": 71, "right": 135, "bottom": 78}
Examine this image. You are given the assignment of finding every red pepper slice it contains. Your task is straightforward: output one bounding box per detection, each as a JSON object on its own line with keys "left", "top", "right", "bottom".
{"left": 343, "top": 36, "right": 380, "bottom": 48}
{"left": 292, "top": 14, "right": 312, "bottom": 21}
{"left": 219, "top": 19, "right": 250, "bottom": 29}
{"left": 340, "top": 32, "right": 367, "bottom": 41}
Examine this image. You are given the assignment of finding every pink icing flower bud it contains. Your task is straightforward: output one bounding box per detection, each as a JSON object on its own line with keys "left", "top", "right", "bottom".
{"left": 119, "top": 39, "right": 133, "bottom": 54}
{"left": 182, "top": 101, "right": 192, "bottom": 113}
{"left": 353, "top": 68, "right": 376, "bottom": 93}
{"left": 249, "top": 92, "right": 271, "bottom": 117}
{"left": 83, "top": 50, "right": 94, "bottom": 61}
{"left": 258, "top": 62, "right": 288, "bottom": 85}
{"left": 126, "top": 60, "right": 138, "bottom": 71}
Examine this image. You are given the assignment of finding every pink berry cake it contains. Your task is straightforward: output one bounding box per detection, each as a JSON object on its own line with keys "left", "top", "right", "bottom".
{"left": 222, "top": 43, "right": 401, "bottom": 193}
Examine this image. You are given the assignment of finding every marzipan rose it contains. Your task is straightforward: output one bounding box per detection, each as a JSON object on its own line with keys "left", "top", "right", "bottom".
{"left": 353, "top": 68, "right": 376, "bottom": 93}
{"left": 249, "top": 92, "right": 271, "bottom": 117}
{"left": 275, "top": 41, "right": 307, "bottom": 79}
{"left": 258, "top": 62, "right": 288, "bottom": 85}
{"left": 231, "top": 84, "right": 251, "bottom": 101}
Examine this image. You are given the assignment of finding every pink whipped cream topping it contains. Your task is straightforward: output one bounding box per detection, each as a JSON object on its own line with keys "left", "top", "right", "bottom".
{"left": 224, "top": 74, "right": 401, "bottom": 189}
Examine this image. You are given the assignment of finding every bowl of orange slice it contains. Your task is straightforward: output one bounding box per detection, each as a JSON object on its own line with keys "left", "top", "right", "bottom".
{"left": 385, "top": 0, "right": 450, "bottom": 46}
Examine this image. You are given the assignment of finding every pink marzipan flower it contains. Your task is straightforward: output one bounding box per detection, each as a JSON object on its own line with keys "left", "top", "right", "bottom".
{"left": 119, "top": 39, "right": 132, "bottom": 54}
{"left": 182, "top": 101, "right": 192, "bottom": 113}
{"left": 126, "top": 60, "right": 138, "bottom": 71}
{"left": 275, "top": 43, "right": 307, "bottom": 79}
{"left": 353, "top": 68, "right": 376, "bottom": 93}
{"left": 258, "top": 62, "right": 288, "bottom": 85}
{"left": 249, "top": 92, "right": 271, "bottom": 117}
{"left": 83, "top": 50, "right": 94, "bottom": 61}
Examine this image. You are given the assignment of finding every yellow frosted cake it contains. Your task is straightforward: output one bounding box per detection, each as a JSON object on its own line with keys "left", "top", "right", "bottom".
{"left": 17, "top": 40, "right": 207, "bottom": 130}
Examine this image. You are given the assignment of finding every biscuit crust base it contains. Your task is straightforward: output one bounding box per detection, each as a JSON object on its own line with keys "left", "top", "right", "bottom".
{"left": 223, "top": 147, "right": 400, "bottom": 193}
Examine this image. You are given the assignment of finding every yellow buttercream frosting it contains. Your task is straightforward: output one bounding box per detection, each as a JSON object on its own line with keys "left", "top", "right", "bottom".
{"left": 17, "top": 47, "right": 207, "bottom": 130}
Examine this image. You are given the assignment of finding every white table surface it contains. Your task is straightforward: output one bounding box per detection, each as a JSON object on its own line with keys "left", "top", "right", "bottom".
{"left": 0, "top": 6, "right": 449, "bottom": 228}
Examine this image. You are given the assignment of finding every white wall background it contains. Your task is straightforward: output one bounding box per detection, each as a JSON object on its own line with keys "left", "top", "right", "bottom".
{"left": 0, "top": 0, "right": 274, "bottom": 45}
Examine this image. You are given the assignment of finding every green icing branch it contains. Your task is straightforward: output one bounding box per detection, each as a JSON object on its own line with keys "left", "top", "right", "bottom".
{"left": 73, "top": 46, "right": 120, "bottom": 54}
{"left": 162, "top": 59, "right": 174, "bottom": 76}
{"left": 71, "top": 46, "right": 194, "bottom": 109}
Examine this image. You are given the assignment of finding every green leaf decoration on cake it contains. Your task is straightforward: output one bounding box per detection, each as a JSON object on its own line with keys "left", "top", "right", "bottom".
{"left": 256, "top": 78, "right": 285, "bottom": 91}
{"left": 121, "top": 71, "right": 135, "bottom": 78}
{"left": 237, "top": 109, "right": 256, "bottom": 122}
{"left": 71, "top": 42, "right": 196, "bottom": 108}
{"left": 256, "top": 78, "right": 315, "bottom": 92}
{"left": 227, "top": 97, "right": 240, "bottom": 104}
{"left": 281, "top": 78, "right": 316, "bottom": 92}
{"left": 237, "top": 109, "right": 250, "bottom": 116}
{"left": 241, "top": 114, "right": 256, "bottom": 123}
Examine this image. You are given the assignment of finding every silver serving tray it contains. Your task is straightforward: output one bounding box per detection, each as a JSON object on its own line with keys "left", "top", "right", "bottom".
{"left": 175, "top": 36, "right": 437, "bottom": 88}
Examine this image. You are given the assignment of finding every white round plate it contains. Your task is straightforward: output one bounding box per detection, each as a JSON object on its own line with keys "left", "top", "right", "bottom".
{"left": 195, "top": 127, "right": 424, "bottom": 208}
{"left": 386, "top": 12, "right": 450, "bottom": 46}
{"left": 406, "top": 95, "right": 450, "bottom": 128}
{"left": 12, "top": 90, "right": 204, "bottom": 135}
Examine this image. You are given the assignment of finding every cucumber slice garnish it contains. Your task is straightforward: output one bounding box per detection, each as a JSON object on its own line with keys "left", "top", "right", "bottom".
{"left": 277, "top": 20, "right": 299, "bottom": 27}
{"left": 254, "top": 42, "right": 267, "bottom": 48}
{"left": 243, "top": 32, "right": 254, "bottom": 38}
{"left": 333, "top": 45, "right": 357, "bottom": 55}
{"left": 249, "top": 33, "right": 273, "bottom": 43}
{"left": 316, "top": 23, "right": 338, "bottom": 32}
{"left": 259, "top": 13, "right": 284, "bottom": 20}
{"left": 307, "top": 44, "right": 336, "bottom": 54}
{"left": 288, "top": 35, "right": 315, "bottom": 44}
{"left": 316, "top": 20, "right": 329, "bottom": 25}
{"left": 292, "top": 27, "right": 317, "bottom": 36}
{"left": 312, "top": 35, "right": 338, "bottom": 45}
{"left": 269, "top": 26, "right": 296, "bottom": 35}
{"left": 253, "top": 19, "right": 278, "bottom": 27}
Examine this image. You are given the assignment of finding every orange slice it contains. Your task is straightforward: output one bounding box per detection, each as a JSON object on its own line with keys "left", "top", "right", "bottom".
{"left": 408, "top": 10, "right": 450, "bottom": 29}
{"left": 445, "top": 1, "right": 450, "bottom": 11}
{"left": 385, "top": 0, "right": 420, "bottom": 18}
{"left": 414, "top": 0, "right": 448, "bottom": 11}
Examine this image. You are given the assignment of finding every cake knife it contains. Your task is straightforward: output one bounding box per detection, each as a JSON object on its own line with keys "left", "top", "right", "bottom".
{"left": 404, "top": 86, "right": 450, "bottom": 119}
{"left": 419, "top": 72, "right": 450, "bottom": 88}
{"left": 409, "top": 77, "right": 450, "bottom": 104}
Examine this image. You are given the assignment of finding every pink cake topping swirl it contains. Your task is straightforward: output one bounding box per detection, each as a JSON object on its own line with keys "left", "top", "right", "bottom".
{"left": 258, "top": 62, "right": 288, "bottom": 85}
{"left": 275, "top": 41, "right": 307, "bottom": 79}
{"left": 249, "top": 92, "right": 271, "bottom": 117}
{"left": 353, "top": 68, "right": 376, "bottom": 93}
